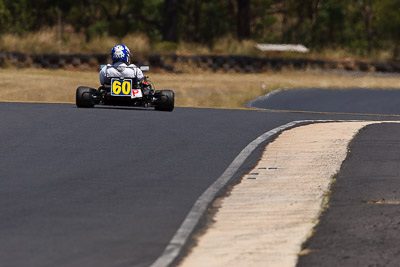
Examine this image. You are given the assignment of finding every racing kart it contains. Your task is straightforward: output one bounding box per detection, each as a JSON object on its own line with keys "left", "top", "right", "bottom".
{"left": 76, "top": 66, "right": 174, "bottom": 111}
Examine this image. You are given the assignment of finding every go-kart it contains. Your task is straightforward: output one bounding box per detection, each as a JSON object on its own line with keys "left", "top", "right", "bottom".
{"left": 76, "top": 65, "right": 174, "bottom": 111}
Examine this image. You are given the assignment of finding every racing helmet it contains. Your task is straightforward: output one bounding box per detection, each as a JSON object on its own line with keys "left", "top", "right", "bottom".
{"left": 111, "top": 44, "right": 131, "bottom": 64}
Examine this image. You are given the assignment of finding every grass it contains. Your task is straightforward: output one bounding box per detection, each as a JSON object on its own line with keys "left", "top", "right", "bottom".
{"left": 0, "top": 27, "right": 260, "bottom": 56}
{"left": 2, "top": 27, "right": 395, "bottom": 62}
{"left": 0, "top": 27, "right": 152, "bottom": 54}
{"left": 1, "top": 68, "right": 400, "bottom": 109}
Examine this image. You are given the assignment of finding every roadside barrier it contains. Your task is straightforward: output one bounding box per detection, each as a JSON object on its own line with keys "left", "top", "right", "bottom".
{"left": 0, "top": 51, "right": 398, "bottom": 74}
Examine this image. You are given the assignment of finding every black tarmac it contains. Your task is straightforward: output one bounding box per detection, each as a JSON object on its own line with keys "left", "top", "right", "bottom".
{"left": 2, "top": 88, "right": 400, "bottom": 267}
{"left": 297, "top": 123, "right": 400, "bottom": 267}
{"left": 248, "top": 88, "right": 400, "bottom": 115}
{"left": 0, "top": 103, "right": 332, "bottom": 267}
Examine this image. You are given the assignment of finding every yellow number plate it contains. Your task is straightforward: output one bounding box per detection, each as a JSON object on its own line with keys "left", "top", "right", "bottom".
{"left": 111, "top": 78, "right": 132, "bottom": 96}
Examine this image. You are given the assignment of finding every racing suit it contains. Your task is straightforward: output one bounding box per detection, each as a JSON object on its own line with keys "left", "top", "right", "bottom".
{"left": 99, "top": 62, "right": 144, "bottom": 85}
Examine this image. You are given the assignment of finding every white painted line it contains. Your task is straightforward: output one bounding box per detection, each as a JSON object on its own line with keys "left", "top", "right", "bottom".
{"left": 245, "top": 87, "right": 288, "bottom": 108}
{"left": 150, "top": 120, "right": 366, "bottom": 267}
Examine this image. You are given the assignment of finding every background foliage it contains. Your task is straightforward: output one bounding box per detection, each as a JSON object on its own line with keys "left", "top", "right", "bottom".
{"left": 0, "top": 0, "right": 400, "bottom": 59}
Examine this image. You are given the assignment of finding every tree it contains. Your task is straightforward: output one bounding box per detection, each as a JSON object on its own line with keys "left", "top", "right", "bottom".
{"left": 0, "top": 0, "right": 11, "bottom": 34}
{"left": 179, "top": 0, "right": 231, "bottom": 44}
{"left": 357, "top": 0, "right": 375, "bottom": 55}
{"left": 376, "top": 0, "right": 400, "bottom": 59}
{"left": 309, "top": 0, "right": 347, "bottom": 48}
{"left": 237, "top": 0, "right": 251, "bottom": 39}
{"left": 162, "top": 0, "right": 179, "bottom": 42}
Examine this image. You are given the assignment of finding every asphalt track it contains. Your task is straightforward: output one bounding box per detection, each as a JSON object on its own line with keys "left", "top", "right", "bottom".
{"left": 247, "top": 88, "right": 400, "bottom": 114}
{"left": 297, "top": 123, "right": 400, "bottom": 267}
{"left": 1, "top": 88, "right": 400, "bottom": 267}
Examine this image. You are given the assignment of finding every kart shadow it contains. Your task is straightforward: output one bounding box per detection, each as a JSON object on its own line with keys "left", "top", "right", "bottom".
{"left": 93, "top": 106, "right": 158, "bottom": 112}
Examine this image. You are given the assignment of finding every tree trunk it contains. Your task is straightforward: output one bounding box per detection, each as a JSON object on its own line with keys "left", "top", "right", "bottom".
{"left": 364, "top": 5, "right": 373, "bottom": 56}
{"left": 358, "top": 0, "right": 373, "bottom": 56}
{"left": 163, "top": 0, "right": 179, "bottom": 42}
{"left": 237, "top": 0, "right": 250, "bottom": 40}
{"left": 311, "top": 0, "right": 320, "bottom": 26}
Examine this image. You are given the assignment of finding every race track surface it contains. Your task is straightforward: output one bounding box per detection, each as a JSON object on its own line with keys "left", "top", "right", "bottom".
{"left": 248, "top": 88, "right": 400, "bottom": 115}
{"left": 1, "top": 95, "right": 400, "bottom": 266}
{"left": 297, "top": 123, "right": 400, "bottom": 266}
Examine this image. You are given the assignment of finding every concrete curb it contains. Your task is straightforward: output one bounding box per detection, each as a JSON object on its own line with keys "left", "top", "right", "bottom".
{"left": 150, "top": 119, "right": 365, "bottom": 267}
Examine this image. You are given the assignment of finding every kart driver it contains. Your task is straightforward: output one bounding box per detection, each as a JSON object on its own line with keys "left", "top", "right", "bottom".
{"left": 99, "top": 44, "right": 144, "bottom": 87}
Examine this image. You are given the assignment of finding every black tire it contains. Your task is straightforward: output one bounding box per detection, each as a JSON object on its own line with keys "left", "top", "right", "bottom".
{"left": 76, "top": 86, "right": 95, "bottom": 108}
{"left": 155, "top": 90, "right": 175, "bottom": 112}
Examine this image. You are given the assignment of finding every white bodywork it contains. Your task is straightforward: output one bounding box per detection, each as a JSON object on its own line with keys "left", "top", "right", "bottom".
{"left": 99, "top": 62, "right": 144, "bottom": 85}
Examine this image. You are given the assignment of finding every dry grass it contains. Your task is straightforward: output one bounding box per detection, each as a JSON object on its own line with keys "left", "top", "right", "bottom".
{"left": 0, "top": 27, "right": 396, "bottom": 62}
{"left": 307, "top": 48, "right": 394, "bottom": 62}
{"left": 0, "top": 27, "right": 151, "bottom": 54}
{"left": 211, "top": 36, "right": 260, "bottom": 56}
{"left": 1, "top": 68, "right": 400, "bottom": 109}
{"left": 0, "top": 68, "right": 96, "bottom": 103}
{"left": 176, "top": 36, "right": 260, "bottom": 56}
{"left": 0, "top": 27, "right": 260, "bottom": 56}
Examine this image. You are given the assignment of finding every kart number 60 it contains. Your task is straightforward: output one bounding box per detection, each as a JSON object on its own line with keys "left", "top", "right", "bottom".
{"left": 111, "top": 78, "right": 132, "bottom": 96}
{"left": 111, "top": 78, "right": 143, "bottom": 99}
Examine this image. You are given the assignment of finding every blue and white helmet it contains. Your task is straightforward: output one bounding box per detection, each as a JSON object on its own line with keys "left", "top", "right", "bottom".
{"left": 111, "top": 44, "right": 131, "bottom": 64}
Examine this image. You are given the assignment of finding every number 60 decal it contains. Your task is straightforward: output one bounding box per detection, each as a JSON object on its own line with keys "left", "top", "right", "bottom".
{"left": 111, "top": 78, "right": 132, "bottom": 96}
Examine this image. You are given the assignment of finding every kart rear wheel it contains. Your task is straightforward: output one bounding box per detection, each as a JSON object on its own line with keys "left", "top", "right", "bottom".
{"left": 155, "top": 90, "right": 174, "bottom": 112}
{"left": 76, "top": 86, "right": 95, "bottom": 108}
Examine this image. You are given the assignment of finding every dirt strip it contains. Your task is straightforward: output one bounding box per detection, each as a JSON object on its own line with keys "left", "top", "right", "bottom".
{"left": 178, "top": 121, "right": 379, "bottom": 267}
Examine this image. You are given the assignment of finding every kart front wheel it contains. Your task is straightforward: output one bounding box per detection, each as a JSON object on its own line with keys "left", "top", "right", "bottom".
{"left": 154, "top": 90, "right": 175, "bottom": 112}
{"left": 76, "top": 86, "right": 95, "bottom": 108}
